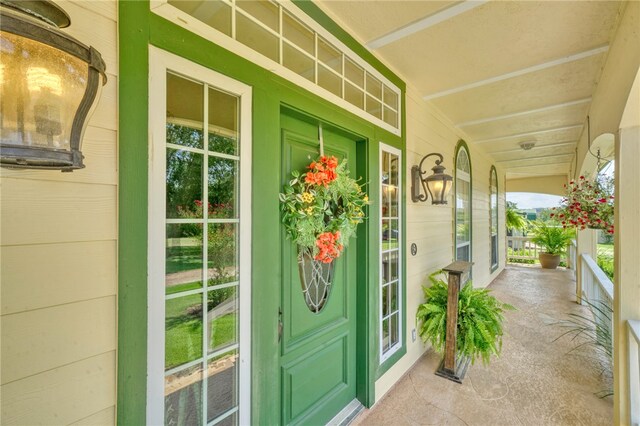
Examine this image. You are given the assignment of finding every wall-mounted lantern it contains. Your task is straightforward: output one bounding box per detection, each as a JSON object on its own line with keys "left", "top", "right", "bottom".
{"left": 0, "top": 0, "right": 107, "bottom": 171}
{"left": 411, "top": 153, "right": 453, "bottom": 204}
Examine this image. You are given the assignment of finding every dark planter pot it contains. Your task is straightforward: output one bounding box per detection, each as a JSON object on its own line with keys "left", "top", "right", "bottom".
{"left": 539, "top": 253, "right": 561, "bottom": 269}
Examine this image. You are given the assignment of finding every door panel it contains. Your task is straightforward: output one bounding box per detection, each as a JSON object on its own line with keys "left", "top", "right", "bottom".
{"left": 280, "top": 111, "right": 358, "bottom": 425}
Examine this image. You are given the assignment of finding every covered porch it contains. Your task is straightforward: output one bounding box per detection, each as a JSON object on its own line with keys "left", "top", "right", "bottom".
{"left": 356, "top": 265, "right": 613, "bottom": 425}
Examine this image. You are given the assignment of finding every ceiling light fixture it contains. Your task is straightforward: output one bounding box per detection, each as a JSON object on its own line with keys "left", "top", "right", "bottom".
{"left": 519, "top": 140, "right": 536, "bottom": 151}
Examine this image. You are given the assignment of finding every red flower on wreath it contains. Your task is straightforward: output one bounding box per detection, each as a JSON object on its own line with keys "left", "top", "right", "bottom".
{"left": 314, "top": 231, "right": 343, "bottom": 263}
{"left": 305, "top": 155, "right": 339, "bottom": 187}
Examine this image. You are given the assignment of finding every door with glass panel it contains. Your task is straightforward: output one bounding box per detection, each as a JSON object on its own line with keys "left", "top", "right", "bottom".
{"left": 280, "top": 111, "right": 358, "bottom": 425}
{"left": 148, "top": 49, "right": 251, "bottom": 426}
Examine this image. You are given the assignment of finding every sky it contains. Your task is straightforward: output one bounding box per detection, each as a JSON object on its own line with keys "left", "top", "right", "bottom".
{"left": 506, "top": 192, "right": 563, "bottom": 210}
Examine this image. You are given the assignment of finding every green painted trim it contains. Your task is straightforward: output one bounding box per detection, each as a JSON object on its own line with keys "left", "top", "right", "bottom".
{"left": 291, "top": 1, "right": 405, "bottom": 91}
{"left": 454, "top": 140, "right": 473, "bottom": 267}
{"left": 489, "top": 165, "right": 499, "bottom": 273}
{"left": 117, "top": 1, "right": 150, "bottom": 425}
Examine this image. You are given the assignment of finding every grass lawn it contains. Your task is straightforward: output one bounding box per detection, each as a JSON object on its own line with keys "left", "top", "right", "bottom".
{"left": 165, "top": 293, "right": 237, "bottom": 369}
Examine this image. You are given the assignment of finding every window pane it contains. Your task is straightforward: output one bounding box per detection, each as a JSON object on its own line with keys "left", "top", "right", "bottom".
{"left": 382, "top": 284, "right": 389, "bottom": 317}
{"left": 207, "top": 223, "right": 238, "bottom": 285}
{"left": 382, "top": 318, "right": 390, "bottom": 351}
{"left": 382, "top": 252, "right": 389, "bottom": 284}
{"left": 166, "top": 224, "right": 203, "bottom": 295}
{"left": 207, "top": 351, "right": 238, "bottom": 422}
{"left": 236, "top": 12, "right": 279, "bottom": 62}
{"left": 318, "top": 37, "right": 341, "bottom": 73}
{"left": 366, "top": 73, "right": 382, "bottom": 100}
{"left": 344, "top": 82, "right": 363, "bottom": 109}
{"left": 167, "top": 73, "right": 204, "bottom": 148}
{"left": 166, "top": 294, "right": 203, "bottom": 370}
{"left": 389, "top": 250, "right": 398, "bottom": 282}
{"left": 169, "top": 0, "right": 231, "bottom": 36}
{"left": 208, "top": 287, "right": 238, "bottom": 353}
{"left": 165, "top": 364, "right": 203, "bottom": 426}
{"left": 283, "top": 42, "right": 315, "bottom": 83}
{"left": 318, "top": 64, "right": 341, "bottom": 98}
{"left": 390, "top": 313, "right": 399, "bottom": 346}
{"left": 389, "top": 186, "right": 398, "bottom": 217}
{"left": 366, "top": 95, "right": 382, "bottom": 120}
{"left": 383, "top": 106, "right": 398, "bottom": 128}
{"left": 381, "top": 151, "right": 390, "bottom": 184}
{"left": 383, "top": 85, "right": 398, "bottom": 109}
{"left": 167, "top": 148, "right": 203, "bottom": 219}
{"left": 208, "top": 157, "right": 238, "bottom": 219}
{"left": 382, "top": 219, "right": 390, "bottom": 250}
{"left": 389, "top": 154, "right": 399, "bottom": 186}
{"left": 282, "top": 11, "right": 314, "bottom": 55}
{"left": 208, "top": 87, "right": 238, "bottom": 155}
{"left": 390, "top": 281, "right": 398, "bottom": 312}
{"left": 344, "top": 57, "right": 364, "bottom": 87}
{"left": 237, "top": 0, "right": 279, "bottom": 32}
{"left": 382, "top": 185, "right": 390, "bottom": 218}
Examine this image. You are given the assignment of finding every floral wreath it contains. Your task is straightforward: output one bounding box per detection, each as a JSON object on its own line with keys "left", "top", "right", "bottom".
{"left": 551, "top": 175, "right": 614, "bottom": 234}
{"left": 279, "top": 155, "right": 369, "bottom": 263}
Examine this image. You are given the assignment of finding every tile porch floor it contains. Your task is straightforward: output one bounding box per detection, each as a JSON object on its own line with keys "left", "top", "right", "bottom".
{"left": 355, "top": 265, "right": 613, "bottom": 426}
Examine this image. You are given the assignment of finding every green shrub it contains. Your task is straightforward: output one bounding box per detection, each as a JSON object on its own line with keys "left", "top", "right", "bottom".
{"left": 417, "top": 271, "right": 515, "bottom": 365}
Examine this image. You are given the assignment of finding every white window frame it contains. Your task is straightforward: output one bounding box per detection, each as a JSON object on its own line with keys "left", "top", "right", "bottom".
{"left": 489, "top": 167, "right": 499, "bottom": 271}
{"left": 150, "top": 0, "right": 402, "bottom": 137}
{"left": 455, "top": 147, "right": 471, "bottom": 261}
{"left": 379, "top": 143, "right": 402, "bottom": 362}
{"left": 147, "top": 46, "right": 252, "bottom": 426}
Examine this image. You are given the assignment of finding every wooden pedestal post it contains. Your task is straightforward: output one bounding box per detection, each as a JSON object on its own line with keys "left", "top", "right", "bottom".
{"left": 435, "top": 261, "right": 472, "bottom": 383}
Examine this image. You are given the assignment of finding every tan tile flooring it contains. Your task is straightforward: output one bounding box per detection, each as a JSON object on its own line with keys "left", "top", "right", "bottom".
{"left": 356, "top": 265, "right": 613, "bottom": 426}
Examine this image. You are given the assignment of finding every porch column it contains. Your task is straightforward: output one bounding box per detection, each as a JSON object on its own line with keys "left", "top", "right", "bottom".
{"left": 613, "top": 78, "right": 640, "bottom": 426}
{"left": 575, "top": 229, "right": 597, "bottom": 304}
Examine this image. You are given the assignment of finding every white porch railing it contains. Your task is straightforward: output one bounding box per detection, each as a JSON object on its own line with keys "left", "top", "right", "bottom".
{"left": 580, "top": 253, "right": 614, "bottom": 349}
{"left": 568, "top": 239, "right": 577, "bottom": 276}
{"left": 507, "top": 236, "right": 539, "bottom": 261}
{"left": 629, "top": 320, "right": 640, "bottom": 425}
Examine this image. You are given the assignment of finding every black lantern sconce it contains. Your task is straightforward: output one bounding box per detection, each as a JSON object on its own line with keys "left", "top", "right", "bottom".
{"left": 0, "top": 0, "right": 107, "bottom": 171}
{"left": 411, "top": 153, "right": 453, "bottom": 204}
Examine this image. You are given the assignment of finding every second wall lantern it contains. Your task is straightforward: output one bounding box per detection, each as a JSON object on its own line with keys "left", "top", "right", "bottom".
{"left": 0, "top": 0, "right": 107, "bottom": 171}
{"left": 411, "top": 153, "right": 453, "bottom": 205}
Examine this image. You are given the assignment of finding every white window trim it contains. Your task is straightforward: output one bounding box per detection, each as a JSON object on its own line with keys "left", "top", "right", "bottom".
{"left": 379, "top": 143, "right": 402, "bottom": 363}
{"left": 148, "top": 46, "right": 252, "bottom": 426}
{"left": 455, "top": 147, "right": 471, "bottom": 260}
{"left": 490, "top": 168, "right": 498, "bottom": 269}
{"left": 150, "top": 0, "right": 402, "bottom": 137}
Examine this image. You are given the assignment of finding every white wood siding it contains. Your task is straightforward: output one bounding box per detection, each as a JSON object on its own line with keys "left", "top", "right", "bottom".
{"left": 375, "top": 84, "right": 507, "bottom": 400}
{"left": 0, "top": 1, "right": 118, "bottom": 424}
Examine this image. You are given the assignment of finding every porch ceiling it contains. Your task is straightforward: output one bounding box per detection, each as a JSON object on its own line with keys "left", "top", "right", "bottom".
{"left": 316, "top": 0, "right": 625, "bottom": 181}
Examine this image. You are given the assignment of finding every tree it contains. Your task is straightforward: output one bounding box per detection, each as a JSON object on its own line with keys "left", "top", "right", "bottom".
{"left": 506, "top": 202, "right": 527, "bottom": 232}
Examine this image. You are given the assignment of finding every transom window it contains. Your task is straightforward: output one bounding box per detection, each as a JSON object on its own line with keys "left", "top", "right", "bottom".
{"left": 490, "top": 166, "right": 498, "bottom": 271}
{"left": 380, "top": 144, "right": 402, "bottom": 361}
{"left": 153, "top": 0, "right": 401, "bottom": 134}
{"left": 455, "top": 145, "right": 471, "bottom": 263}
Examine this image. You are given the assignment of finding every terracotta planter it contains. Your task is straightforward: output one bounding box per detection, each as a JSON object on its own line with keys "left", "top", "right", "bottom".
{"left": 539, "top": 253, "right": 561, "bottom": 269}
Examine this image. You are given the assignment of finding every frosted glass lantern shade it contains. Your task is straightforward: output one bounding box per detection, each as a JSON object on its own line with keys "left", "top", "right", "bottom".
{"left": 0, "top": 5, "right": 106, "bottom": 171}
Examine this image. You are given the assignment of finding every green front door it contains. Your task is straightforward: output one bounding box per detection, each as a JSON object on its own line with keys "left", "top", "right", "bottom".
{"left": 280, "top": 111, "right": 359, "bottom": 425}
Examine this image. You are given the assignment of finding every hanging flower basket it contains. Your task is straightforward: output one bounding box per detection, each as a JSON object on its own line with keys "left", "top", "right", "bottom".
{"left": 279, "top": 156, "right": 369, "bottom": 312}
{"left": 552, "top": 175, "right": 614, "bottom": 234}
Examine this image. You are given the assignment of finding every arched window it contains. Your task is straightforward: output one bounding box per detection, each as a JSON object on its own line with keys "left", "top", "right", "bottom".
{"left": 490, "top": 166, "right": 499, "bottom": 271}
{"left": 455, "top": 142, "right": 471, "bottom": 262}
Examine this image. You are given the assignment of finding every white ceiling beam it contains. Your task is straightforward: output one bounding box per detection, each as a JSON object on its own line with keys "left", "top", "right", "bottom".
{"left": 497, "top": 153, "right": 574, "bottom": 164}
{"left": 506, "top": 161, "right": 571, "bottom": 169}
{"left": 456, "top": 98, "right": 591, "bottom": 127}
{"left": 474, "top": 124, "right": 583, "bottom": 144}
{"left": 424, "top": 45, "right": 609, "bottom": 101}
{"left": 507, "top": 171, "right": 568, "bottom": 177}
{"left": 366, "top": 1, "right": 489, "bottom": 49}
{"left": 488, "top": 141, "right": 577, "bottom": 155}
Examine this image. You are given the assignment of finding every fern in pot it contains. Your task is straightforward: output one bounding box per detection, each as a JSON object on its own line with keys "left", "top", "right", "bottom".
{"left": 530, "top": 221, "right": 574, "bottom": 269}
{"left": 417, "top": 271, "right": 515, "bottom": 366}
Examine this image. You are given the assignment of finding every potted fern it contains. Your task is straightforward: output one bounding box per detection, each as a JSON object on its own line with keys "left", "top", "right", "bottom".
{"left": 417, "top": 271, "right": 514, "bottom": 366}
{"left": 530, "top": 221, "right": 574, "bottom": 269}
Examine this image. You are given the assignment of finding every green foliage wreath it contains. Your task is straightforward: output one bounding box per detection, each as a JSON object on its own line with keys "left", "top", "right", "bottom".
{"left": 279, "top": 156, "right": 369, "bottom": 263}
